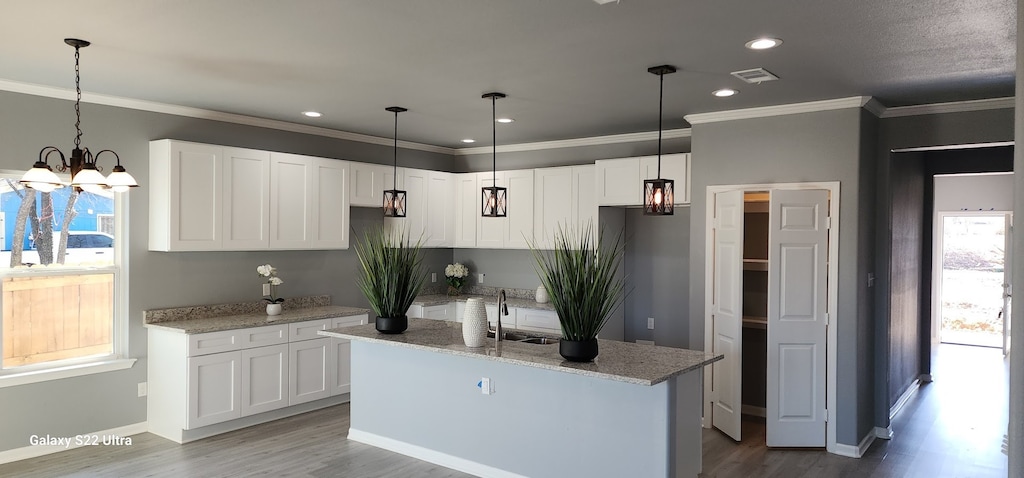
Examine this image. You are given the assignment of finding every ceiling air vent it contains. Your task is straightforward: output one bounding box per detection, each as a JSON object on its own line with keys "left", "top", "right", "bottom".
{"left": 730, "top": 68, "right": 779, "bottom": 84}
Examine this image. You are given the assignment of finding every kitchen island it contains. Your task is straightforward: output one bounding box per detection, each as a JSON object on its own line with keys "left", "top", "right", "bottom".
{"left": 320, "top": 318, "right": 722, "bottom": 478}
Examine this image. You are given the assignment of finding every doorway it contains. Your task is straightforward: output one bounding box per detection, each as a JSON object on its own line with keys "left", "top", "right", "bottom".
{"left": 934, "top": 213, "right": 1012, "bottom": 353}
{"left": 703, "top": 181, "right": 840, "bottom": 453}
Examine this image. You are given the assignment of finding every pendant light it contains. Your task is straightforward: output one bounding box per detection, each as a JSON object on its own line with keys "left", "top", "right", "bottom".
{"left": 481, "top": 92, "right": 507, "bottom": 217}
{"left": 383, "top": 106, "right": 408, "bottom": 217}
{"left": 643, "top": 65, "right": 677, "bottom": 216}
{"left": 20, "top": 38, "right": 139, "bottom": 193}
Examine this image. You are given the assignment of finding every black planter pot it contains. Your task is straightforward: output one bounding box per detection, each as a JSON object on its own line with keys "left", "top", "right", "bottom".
{"left": 559, "top": 338, "right": 599, "bottom": 362}
{"left": 375, "top": 316, "right": 408, "bottom": 334}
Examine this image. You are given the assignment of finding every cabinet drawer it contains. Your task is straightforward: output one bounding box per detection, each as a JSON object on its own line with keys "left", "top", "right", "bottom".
{"left": 188, "top": 330, "right": 241, "bottom": 356}
{"left": 331, "top": 314, "right": 369, "bottom": 329}
{"left": 238, "top": 324, "right": 288, "bottom": 348}
{"left": 422, "top": 304, "right": 451, "bottom": 321}
{"left": 289, "top": 318, "right": 332, "bottom": 342}
{"left": 516, "top": 309, "right": 560, "bottom": 332}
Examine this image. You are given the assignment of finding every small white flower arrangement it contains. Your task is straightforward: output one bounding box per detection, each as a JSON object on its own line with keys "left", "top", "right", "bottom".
{"left": 445, "top": 262, "right": 470, "bottom": 296}
{"left": 257, "top": 264, "right": 285, "bottom": 303}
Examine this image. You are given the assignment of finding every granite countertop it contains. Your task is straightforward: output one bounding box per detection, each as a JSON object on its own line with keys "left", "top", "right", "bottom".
{"left": 413, "top": 293, "right": 556, "bottom": 311}
{"left": 320, "top": 318, "right": 722, "bottom": 386}
{"left": 145, "top": 306, "right": 371, "bottom": 334}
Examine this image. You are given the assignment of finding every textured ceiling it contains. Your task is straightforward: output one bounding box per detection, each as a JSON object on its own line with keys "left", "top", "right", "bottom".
{"left": 0, "top": 0, "right": 1015, "bottom": 148}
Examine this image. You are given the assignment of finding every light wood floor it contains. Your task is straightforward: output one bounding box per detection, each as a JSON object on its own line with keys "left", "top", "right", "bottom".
{"left": 0, "top": 344, "right": 1008, "bottom": 477}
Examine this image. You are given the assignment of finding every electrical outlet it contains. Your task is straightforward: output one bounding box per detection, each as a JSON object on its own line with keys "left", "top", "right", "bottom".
{"left": 478, "top": 273, "right": 485, "bottom": 284}
{"left": 137, "top": 382, "right": 148, "bottom": 397}
{"left": 431, "top": 272, "right": 437, "bottom": 283}
{"left": 648, "top": 317, "right": 655, "bottom": 330}
{"left": 479, "top": 377, "right": 492, "bottom": 395}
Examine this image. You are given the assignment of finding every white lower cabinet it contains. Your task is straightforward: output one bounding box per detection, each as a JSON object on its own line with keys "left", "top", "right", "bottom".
{"left": 186, "top": 351, "right": 242, "bottom": 429}
{"left": 289, "top": 338, "right": 333, "bottom": 405}
{"left": 149, "top": 313, "right": 369, "bottom": 443}
{"left": 516, "top": 309, "right": 561, "bottom": 334}
{"left": 240, "top": 344, "right": 289, "bottom": 416}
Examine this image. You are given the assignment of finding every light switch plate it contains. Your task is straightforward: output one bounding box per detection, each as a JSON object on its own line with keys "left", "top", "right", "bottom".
{"left": 138, "top": 382, "right": 148, "bottom": 397}
{"left": 431, "top": 272, "right": 437, "bottom": 283}
{"left": 647, "top": 317, "right": 655, "bottom": 330}
{"left": 478, "top": 273, "right": 485, "bottom": 284}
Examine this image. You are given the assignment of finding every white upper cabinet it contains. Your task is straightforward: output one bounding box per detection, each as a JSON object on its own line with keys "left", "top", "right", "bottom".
{"left": 269, "top": 152, "right": 313, "bottom": 249}
{"left": 149, "top": 140, "right": 223, "bottom": 251}
{"left": 222, "top": 147, "right": 270, "bottom": 249}
{"left": 424, "top": 171, "right": 455, "bottom": 248}
{"left": 640, "top": 153, "right": 690, "bottom": 205}
{"left": 504, "top": 169, "right": 535, "bottom": 249}
{"left": 310, "top": 158, "right": 350, "bottom": 249}
{"left": 534, "top": 165, "right": 596, "bottom": 249}
{"left": 596, "top": 157, "right": 643, "bottom": 206}
{"left": 350, "top": 162, "right": 398, "bottom": 207}
{"left": 453, "top": 173, "right": 478, "bottom": 248}
{"left": 596, "top": 153, "right": 690, "bottom": 207}
{"left": 150, "top": 140, "right": 350, "bottom": 251}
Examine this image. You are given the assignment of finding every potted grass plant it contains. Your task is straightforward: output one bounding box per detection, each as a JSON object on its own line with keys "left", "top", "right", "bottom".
{"left": 354, "top": 226, "right": 427, "bottom": 334}
{"left": 528, "top": 223, "right": 626, "bottom": 362}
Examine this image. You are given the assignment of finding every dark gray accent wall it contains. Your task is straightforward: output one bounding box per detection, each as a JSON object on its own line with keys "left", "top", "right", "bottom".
{"left": 887, "top": 152, "right": 925, "bottom": 408}
{"left": 689, "top": 108, "right": 871, "bottom": 446}
{"left": 453, "top": 136, "right": 690, "bottom": 172}
{"left": 0, "top": 90, "right": 453, "bottom": 453}
{"left": 623, "top": 207, "right": 690, "bottom": 346}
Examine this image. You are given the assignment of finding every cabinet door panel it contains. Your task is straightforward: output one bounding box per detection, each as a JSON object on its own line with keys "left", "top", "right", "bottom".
{"left": 350, "top": 162, "right": 386, "bottom": 207}
{"left": 534, "top": 167, "right": 573, "bottom": 249}
{"left": 476, "top": 173, "right": 505, "bottom": 248}
{"left": 223, "top": 148, "right": 270, "bottom": 249}
{"left": 572, "top": 165, "right": 598, "bottom": 237}
{"left": 270, "top": 153, "right": 312, "bottom": 249}
{"left": 640, "top": 154, "right": 689, "bottom": 205}
{"left": 311, "top": 159, "right": 350, "bottom": 249}
{"left": 596, "top": 158, "right": 641, "bottom": 206}
{"left": 151, "top": 140, "right": 222, "bottom": 251}
{"left": 425, "top": 171, "right": 455, "bottom": 247}
{"left": 187, "top": 352, "right": 241, "bottom": 429}
{"left": 289, "top": 338, "right": 333, "bottom": 405}
{"left": 516, "top": 309, "right": 560, "bottom": 333}
{"left": 505, "top": 170, "right": 535, "bottom": 249}
{"left": 454, "top": 174, "right": 479, "bottom": 247}
{"left": 241, "top": 344, "right": 289, "bottom": 416}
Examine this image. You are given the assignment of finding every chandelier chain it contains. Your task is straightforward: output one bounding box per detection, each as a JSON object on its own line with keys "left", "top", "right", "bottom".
{"left": 74, "top": 44, "right": 82, "bottom": 149}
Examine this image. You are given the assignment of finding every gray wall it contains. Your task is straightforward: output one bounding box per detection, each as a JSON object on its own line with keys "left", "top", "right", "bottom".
{"left": 623, "top": 208, "right": 690, "bottom": 346}
{"left": 688, "top": 107, "right": 871, "bottom": 446}
{"left": 0, "top": 90, "right": 453, "bottom": 453}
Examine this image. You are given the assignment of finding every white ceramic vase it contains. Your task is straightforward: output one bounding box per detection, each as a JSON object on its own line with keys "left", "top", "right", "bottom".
{"left": 535, "top": 285, "right": 549, "bottom": 304}
{"left": 266, "top": 303, "right": 282, "bottom": 316}
{"left": 462, "top": 298, "right": 488, "bottom": 347}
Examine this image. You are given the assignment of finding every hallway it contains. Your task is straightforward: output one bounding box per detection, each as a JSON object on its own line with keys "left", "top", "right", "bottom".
{"left": 700, "top": 343, "right": 1009, "bottom": 477}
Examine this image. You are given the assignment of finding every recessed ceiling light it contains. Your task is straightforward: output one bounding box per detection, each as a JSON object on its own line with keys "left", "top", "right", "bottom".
{"left": 712, "top": 88, "right": 739, "bottom": 97}
{"left": 745, "top": 38, "right": 782, "bottom": 50}
{"left": 461, "top": 139, "right": 476, "bottom": 143}
{"left": 302, "top": 111, "right": 322, "bottom": 118}
{"left": 495, "top": 118, "right": 514, "bottom": 124}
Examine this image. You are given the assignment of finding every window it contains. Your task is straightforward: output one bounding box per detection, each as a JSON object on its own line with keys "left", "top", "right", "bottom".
{"left": 0, "top": 172, "right": 127, "bottom": 377}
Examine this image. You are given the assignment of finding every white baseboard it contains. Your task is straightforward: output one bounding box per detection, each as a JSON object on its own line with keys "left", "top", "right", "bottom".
{"left": 875, "top": 426, "right": 894, "bottom": 440}
{"left": 832, "top": 430, "right": 876, "bottom": 458}
{"left": 349, "top": 428, "right": 528, "bottom": 478}
{"left": 0, "top": 422, "right": 147, "bottom": 465}
{"left": 890, "top": 379, "right": 921, "bottom": 419}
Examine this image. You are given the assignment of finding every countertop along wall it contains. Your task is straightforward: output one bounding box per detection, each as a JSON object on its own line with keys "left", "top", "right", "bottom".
{"left": 0, "top": 90, "right": 453, "bottom": 454}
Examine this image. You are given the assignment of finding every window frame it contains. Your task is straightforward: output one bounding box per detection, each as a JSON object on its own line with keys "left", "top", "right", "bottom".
{"left": 0, "top": 170, "right": 134, "bottom": 387}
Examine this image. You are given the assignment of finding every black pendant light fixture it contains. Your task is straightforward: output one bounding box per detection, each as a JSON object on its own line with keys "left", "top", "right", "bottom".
{"left": 643, "top": 65, "right": 677, "bottom": 216}
{"left": 20, "top": 38, "right": 139, "bottom": 194}
{"left": 481, "top": 92, "right": 507, "bottom": 217}
{"left": 382, "top": 106, "right": 408, "bottom": 218}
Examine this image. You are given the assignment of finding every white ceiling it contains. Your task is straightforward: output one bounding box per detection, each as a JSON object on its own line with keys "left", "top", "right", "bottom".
{"left": 0, "top": 0, "right": 1015, "bottom": 149}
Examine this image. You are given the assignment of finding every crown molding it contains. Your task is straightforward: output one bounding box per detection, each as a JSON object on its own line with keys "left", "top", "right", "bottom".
{"left": 684, "top": 96, "right": 874, "bottom": 124}
{"left": 0, "top": 79, "right": 456, "bottom": 156}
{"left": 879, "top": 97, "right": 1015, "bottom": 118}
{"left": 453, "top": 128, "right": 691, "bottom": 156}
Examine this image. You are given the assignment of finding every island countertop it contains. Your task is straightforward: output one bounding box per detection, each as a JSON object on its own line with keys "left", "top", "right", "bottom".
{"left": 320, "top": 318, "right": 722, "bottom": 386}
{"left": 144, "top": 305, "right": 371, "bottom": 334}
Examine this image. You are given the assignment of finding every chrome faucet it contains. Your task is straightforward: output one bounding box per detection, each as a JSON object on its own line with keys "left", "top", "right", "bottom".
{"left": 495, "top": 289, "right": 509, "bottom": 346}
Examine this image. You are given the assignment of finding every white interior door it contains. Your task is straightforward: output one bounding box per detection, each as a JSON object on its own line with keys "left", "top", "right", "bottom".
{"left": 1004, "top": 214, "right": 1013, "bottom": 355}
{"left": 767, "top": 189, "right": 828, "bottom": 447}
{"left": 711, "top": 190, "right": 744, "bottom": 441}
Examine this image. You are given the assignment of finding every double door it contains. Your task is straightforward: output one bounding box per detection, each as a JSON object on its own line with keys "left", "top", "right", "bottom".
{"left": 709, "top": 187, "right": 831, "bottom": 447}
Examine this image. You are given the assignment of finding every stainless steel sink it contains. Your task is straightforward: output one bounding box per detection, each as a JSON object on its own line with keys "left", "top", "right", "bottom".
{"left": 486, "top": 330, "right": 558, "bottom": 344}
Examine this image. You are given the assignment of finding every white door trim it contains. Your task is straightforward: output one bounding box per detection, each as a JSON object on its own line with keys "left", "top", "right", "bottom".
{"left": 703, "top": 181, "right": 840, "bottom": 454}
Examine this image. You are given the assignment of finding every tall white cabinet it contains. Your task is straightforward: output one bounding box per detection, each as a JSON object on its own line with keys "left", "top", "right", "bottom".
{"left": 596, "top": 153, "right": 690, "bottom": 206}
{"left": 534, "top": 165, "right": 597, "bottom": 248}
{"left": 475, "top": 169, "right": 535, "bottom": 249}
